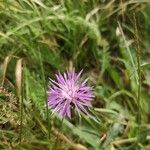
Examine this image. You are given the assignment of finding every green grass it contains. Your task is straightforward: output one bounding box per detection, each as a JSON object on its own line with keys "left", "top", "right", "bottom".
{"left": 0, "top": 0, "right": 150, "bottom": 150}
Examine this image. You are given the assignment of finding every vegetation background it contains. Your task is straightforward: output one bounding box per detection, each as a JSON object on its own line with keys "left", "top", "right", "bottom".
{"left": 0, "top": 0, "right": 150, "bottom": 150}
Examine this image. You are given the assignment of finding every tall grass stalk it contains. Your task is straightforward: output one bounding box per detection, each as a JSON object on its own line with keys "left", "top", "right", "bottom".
{"left": 133, "top": 13, "right": 141, "bottom": 127}
{"left": 118, "top": 21, "right": 138, "bottom": 84}
{"left": 38, "top": 50, "right": 51, "bottom": 141}
{"left": 15, "top": 59, "right": 23, "bottom": 149}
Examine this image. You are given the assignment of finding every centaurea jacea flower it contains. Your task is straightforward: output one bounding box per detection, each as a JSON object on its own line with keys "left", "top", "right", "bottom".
{"left": 48, "top": 70, "right": 94, "bottom": 118}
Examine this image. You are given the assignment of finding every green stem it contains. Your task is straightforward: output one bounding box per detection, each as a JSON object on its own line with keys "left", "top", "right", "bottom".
{"left": 19, "top": 95, "right": 23, "bottom": 150}
{"left": 133, "top": 13, "right": 141, "bottom": 129}
{"left": 38, "top": 50, "right": 51, "bottom": 140}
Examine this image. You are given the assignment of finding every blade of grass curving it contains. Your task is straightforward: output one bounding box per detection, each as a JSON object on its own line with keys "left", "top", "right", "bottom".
{"left": 118, "top": 21, "right": 138, "bottom": 84}
{"left": 94, "top": 108, "right": 118, "bottom": 116}
{"left": 32, "top": 0, "right": 48, "bottom": 9}
{"left": 108, "top": 90, "right": 136, "bottom": 102}
{"left": 63, "top": 119, "right": 100, "bottom": 149}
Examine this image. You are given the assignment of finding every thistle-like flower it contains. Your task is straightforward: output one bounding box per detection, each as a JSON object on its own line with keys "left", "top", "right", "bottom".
{"left": 48, "top": 69, "right": 94, "bottom": 118}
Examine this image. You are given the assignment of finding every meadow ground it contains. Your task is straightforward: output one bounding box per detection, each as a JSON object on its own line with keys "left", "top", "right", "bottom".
{"left": 0, "top": 0, "right": 150, "bottom": 150}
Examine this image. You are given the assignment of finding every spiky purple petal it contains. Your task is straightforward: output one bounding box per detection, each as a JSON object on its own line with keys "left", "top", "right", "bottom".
{"left": 48, "top": 70, "right": 94, "bottom": 118}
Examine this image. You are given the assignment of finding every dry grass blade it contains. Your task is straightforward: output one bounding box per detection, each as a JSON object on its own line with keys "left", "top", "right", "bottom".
{"left": 15, "top": 58, "right": 23, "bottom": 149}
{"left": 85, "top": 0, "right": 115, "bottom": 21}
{"left": 111, "top": 138, "right": 137, "bottom": 145}
{"left": 1, "top": 56, "right": 11, "bottom": 87}
{"left": 15, "top": 58, "right": 23, "bottom": 96}
{"left": 52, "top": 127, "right": 87, "bottom": 150}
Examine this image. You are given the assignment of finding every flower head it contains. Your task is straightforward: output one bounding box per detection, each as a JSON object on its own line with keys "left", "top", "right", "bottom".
{"left": 48, "top": 69, "right": 94, "bottom": 118}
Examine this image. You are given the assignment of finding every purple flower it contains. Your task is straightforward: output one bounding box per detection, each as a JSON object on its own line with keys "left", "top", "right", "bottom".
{"left": 48, "top": 69, "right": 94, "bottom": 118}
